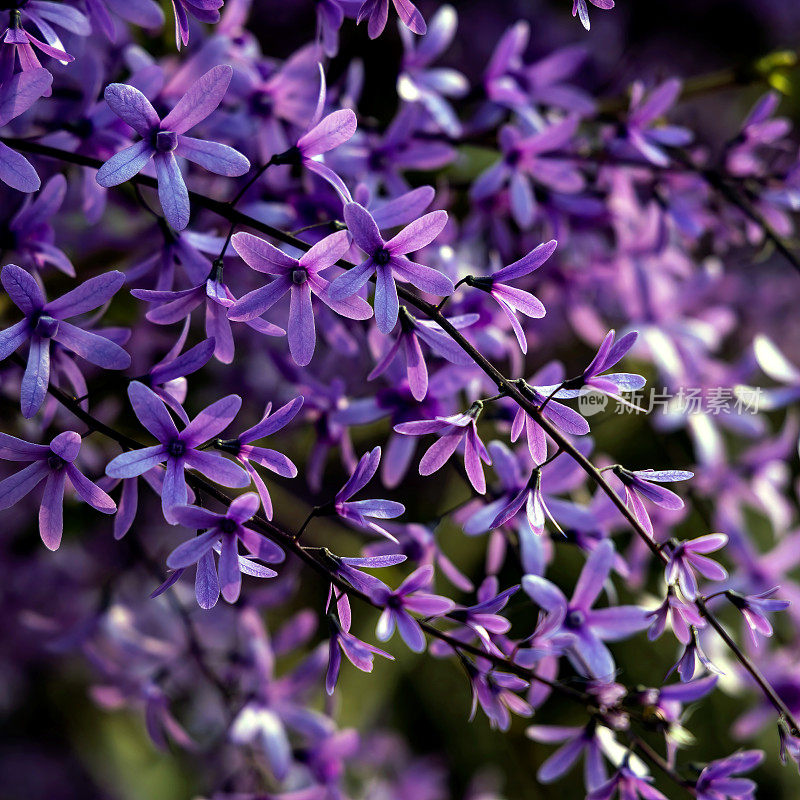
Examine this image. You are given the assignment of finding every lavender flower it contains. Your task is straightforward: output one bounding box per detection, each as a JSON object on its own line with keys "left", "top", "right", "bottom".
{"left": 368, "top": 307, "right": 477, "bottom": 401}
{"left": 357, "top": 0, "right": 426, "bottom": 39}
{"left": 484, "top": 21, "right": 594, "bottom": 113}
{"left": 449, "top": 583, "right": 518, "bottom": 656}
{"left": 696, "top": 750, "right": 763, "bottom": 800}
{"left": 647, "top": 587, "right": 705, "bottom": 644}
{"left": 370, "top": 565, "right": 454, "bottom": 652}
{"left": 213, "top": 396, "right": 303, "bottom": 519}
{"left": 397, "top": 5, "right": 467, "bottom": 137}
{"left": 329, "top": 202, "right": 454, "bottom": 334}
{"left": 667, "top": 629, "right": 721, "bottom": 683}
{"left": 471, "top": 118, "right": 584, "bottom": 228}
{"left": 97, "top": 65, "right": 250, "bottom": 230}
{"left": 490, "top": 467, "right": 556, "bottom": 535}
{"left": 1, "top": 1, "right": 88, "bottom": 73}
{"left": 527, "top": 721, "right": 613, "bottom": 791}
{"left": 0, "top": 264, "right": 130, "bottom": 417}
{"left": 0, "top": 68, "right": 53, "bottom": 191}
{"left": 228, "top": 230, "right": 372, "bottom": 365}
{"left": 612, "top": 467, "right": 693, "bottom": 538}
{"left": 395, "top": 403, "right": 492, "bottom": 494}
{"left": 0, "top": 430, "right": 115, "bottom": 549}
{"left": 167, "top": 493, "right": 284, "bottom": 607}
{"left": 332, "top": 447, "right": 405, "bottom": 540}
{"left": 105, "top": 381, "right": 249, "bottom": 523}
{"left": 538, "top": 330, "right": 645, "bottom": 405}
{"left": 727, "top": 588, "right": 790, "bottom": 647}
{"left": 612, "top": 79, "right": 692, "bottom": 166}
{"left": 466, "top": 661, "right": 532, "bottom": 731}
{"left": 523, "top": 541, "right": 649, "bottom": 681}
{"left": 5, "top": 174, "right": 74, "bottom": 274}
{"left": 141, "top": 324, "right": 216, "bottom": 423}
{"left": 512, "top": 365, "right": 591, "bottom": 464}
{"left": 85, "top": 0, "right": 164, "bottom": 42}
{"left": 326, "top": 610, "right": 393, "bottom": 695}
{"left": 169, "top": 0, "right": 222, "bottom": 48}
{"left": 271, "top": 93, "right": 358, "bottom": 202}
{"left": 587, "top": 764, "right": 667, "bottom": 800}
{"left": 131, "top": 261, "right": 284, "bottom": 364}
{"left": 572, "top": 0, "right": 614, "bottom": 31}
{"left": 665, "top": 533, "right": 728, "bottom": 600}
{"left": 465, "top": 240, "right": 555, "bottom": 354}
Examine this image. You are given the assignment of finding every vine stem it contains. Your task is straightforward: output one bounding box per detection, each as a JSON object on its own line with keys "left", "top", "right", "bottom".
{"left": 3, "top": 136, "right": 798, "bottom": 737}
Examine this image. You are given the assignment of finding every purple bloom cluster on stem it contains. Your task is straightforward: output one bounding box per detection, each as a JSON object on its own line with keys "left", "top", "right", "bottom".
{"left": 2, "top": 0, "right": 800, "bottom": 798}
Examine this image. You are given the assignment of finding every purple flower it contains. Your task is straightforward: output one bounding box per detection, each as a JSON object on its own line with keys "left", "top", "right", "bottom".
{"left": 131, "top": 261, "right": 284, "bottom": 364}
{"left": 0, "top": 68, "right": 52, "bottom": 191}
{"left": 371, "top": 565, "right": 454, "bottom": 652}
{"left": 141, "top": 324, "right": 216, "bottom": 423}
{"left": 490, "top": 466, "right": 555, "bottom": 535}
{"left": 696, "top": 750, "right": 763, "bottom": 800}
{"left": 572, "top": 0, "right": 614, "bottom": 31}
{"left": 1, "top": 2, "right": 88, "bottom": 73}
{"left": 587, "top": 765, "right": 668, "bottom": 800}
{"left": 398, "top": 5, "right": 468, "bottom": 137}
{"left": 329, "top": 202, "right": 454, "bottom": 334}
{"left": 632, "top": 677, "right": 718, "bottom": 766}
{"left": 727, "top": 587, "right": 790, "bottom": 647}
{"left": 357, "top": 0, "right": 426, "bottom": 39}
{"left": 0, "top": 264, "right": 130, "bottom": 418}
{"left": 466, "top": 661, "right": 532, "bottom": 731}
{"left": 169, "top": 0, "right": 222, "bottom": 49}
{"left": 330, "top": 553, "right": 408, "bottom": 596}
{"left": 166, "top": 493, "right": 284, "bottom": 607}
{"left": 484, "top": 21, "right": 594, "bottom": 114}
{"left": 333, "top": 446, "right": 405, "bottom": 539}
{"left": 105, "top": 381, "right": 249, "bottom": 523}
{"left": 511, "top": 364, "right": 591, "bottom": 464}
{"left": 85, "top": 0, "right": 164, "bottom": 42}
{"left": 665, "top": 533, "right": 728, "bottom": 600}
{"left": 465, "top": 240, "right": 554, "bottom": 354}
{"left": 646, "top": 587, "right": 705, "bottom": 644}
{"left": 212, "top": 396, "right": 302, "bottom": 519}
{"left": 395, "top": 403, "right": 492, "bottom": 494}
{"left": 449, "top": 584, "right": 518, "bottom": 657}
{"left": 539, "top": 331, "right": 644, "bottom": 404}
{"left": 102, "top": 467, "right": 186, "bottom": 541}
{"left": 0, "top": 430, "right": 115, "bottom": 550}
{"left": 271, "top": 96, "right": 358, "bottom": 202}
{"left": 316, "top": 0, "right": 349, "bottom": 58}
{"left": 368, "top": 308, "right": 477, "bottom": 401}
{"left": 579, "top": 331, "right": 643, "bottom": 394}
{"left": 612, "top": 467, "right": 693, "bottom": 538}
{"left": 527, "top": 721, "right": 612, "bottom": 791}
{"left": 5, "top": 174, "right": 74, "bottom": 275}
{"left": 612, "top": 78, "right": 692, "bottom": 166}
{"left": 96, "top": 65, "right": 250, "bottom": 230}
{"left": 667, "top": 629, "right": 721, "bottom": 683}
{"left": 523, "top": 540, "right": 650, "bottom": 681}
{"left": 228, "top": 230, "right": 372, "bottom": 365}
{"left": 471, "top": 118, "right": 584, "bottom": 229}
{"left": 326, "top": 609, "right": 393, "bottom": 695}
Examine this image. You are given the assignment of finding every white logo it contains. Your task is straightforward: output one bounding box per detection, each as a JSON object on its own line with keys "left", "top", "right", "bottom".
{"left": 578, "top": 391, "right": 608, "bottom": 416}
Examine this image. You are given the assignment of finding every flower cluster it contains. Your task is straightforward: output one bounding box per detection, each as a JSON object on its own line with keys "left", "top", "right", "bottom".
{"left": 1, "top": 0, "right": 800, "bottom": 799}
